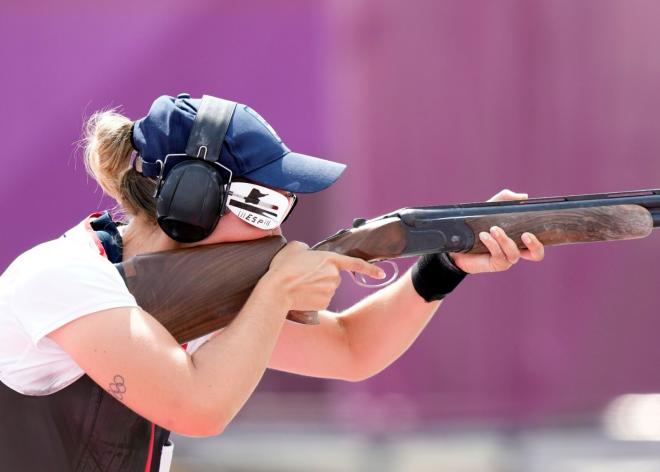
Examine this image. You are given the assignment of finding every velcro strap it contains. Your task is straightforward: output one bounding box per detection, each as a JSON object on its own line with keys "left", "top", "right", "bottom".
{"left": 137, "top": 155, "right": 191, "bottom": 178}
{"left": 137, "top": 158, "right": 161, "bottom": 178}
{"left": 185, "top": 95, "right": 237, "bottom": 163}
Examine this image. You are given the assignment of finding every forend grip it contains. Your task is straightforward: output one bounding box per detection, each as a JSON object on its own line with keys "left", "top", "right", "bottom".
{"left": 116, "top": 235, "right": 319, "bottom": 344}
{"left": 465, "top": 204, "right": 653, "bottom": 253}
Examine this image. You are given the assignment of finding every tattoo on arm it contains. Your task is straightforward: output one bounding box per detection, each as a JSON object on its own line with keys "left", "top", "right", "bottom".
{"left": 108, "top": 374, "right": 127, "bottom": 401}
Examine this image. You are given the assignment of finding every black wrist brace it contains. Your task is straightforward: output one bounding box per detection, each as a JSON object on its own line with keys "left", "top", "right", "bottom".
{"left": 411, "top": 253, "right": 468, "bottom": 302}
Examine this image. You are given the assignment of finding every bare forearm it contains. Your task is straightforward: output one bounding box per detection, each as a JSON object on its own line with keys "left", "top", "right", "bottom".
{"left": 268, "top": 269, "right": 442, "bottom": 381}
{"left": 339, "top": 268, "right": 441, "bottom": 380}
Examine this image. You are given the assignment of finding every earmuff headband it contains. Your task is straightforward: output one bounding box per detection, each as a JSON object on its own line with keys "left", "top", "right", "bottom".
{"left": 185, "top": 96, "right": 237, "bottom": 162}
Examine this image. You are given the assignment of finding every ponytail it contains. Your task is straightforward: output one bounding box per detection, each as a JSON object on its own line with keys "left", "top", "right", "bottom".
{"left": 82, "top": 110, "right": 157, "bottom": 220}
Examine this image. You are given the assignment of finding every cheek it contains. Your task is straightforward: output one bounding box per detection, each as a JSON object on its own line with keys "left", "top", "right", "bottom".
{"left": 201, "top": 212, "right": 277, "bottom": 245}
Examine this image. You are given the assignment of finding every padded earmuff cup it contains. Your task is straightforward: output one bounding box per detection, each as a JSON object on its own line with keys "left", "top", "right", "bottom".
{"left": 156, "top": 160, "right": 228, "bottom": 242}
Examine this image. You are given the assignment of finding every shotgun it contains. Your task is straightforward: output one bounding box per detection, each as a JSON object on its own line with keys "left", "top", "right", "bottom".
{"left": 116, "top": 188, "right": 660, "bottom": 343}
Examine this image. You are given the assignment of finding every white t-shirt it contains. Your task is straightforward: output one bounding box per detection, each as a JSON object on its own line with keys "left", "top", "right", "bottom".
{"left": 0, "top": 215, "right": 209, "bottom": 397}
{"left": 0, "top": 216, "right": 137, "bottom": 395}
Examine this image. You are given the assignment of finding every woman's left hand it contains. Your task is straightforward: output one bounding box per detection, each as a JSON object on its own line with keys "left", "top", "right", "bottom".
{"left": 450, "top": 189, "right": 545, "bottom": 274}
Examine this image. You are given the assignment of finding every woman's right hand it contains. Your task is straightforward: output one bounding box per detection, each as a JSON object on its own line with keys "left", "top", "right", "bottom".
{"left": 262, "top": 241, "right": 386, "bottom": 312}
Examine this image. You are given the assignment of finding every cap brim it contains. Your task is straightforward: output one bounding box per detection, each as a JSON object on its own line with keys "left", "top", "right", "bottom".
{"left": 243, "top": 152, "right": 346, "bottom": 193}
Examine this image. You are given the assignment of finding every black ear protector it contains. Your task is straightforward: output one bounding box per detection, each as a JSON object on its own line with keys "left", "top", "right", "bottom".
{"left": 154, "top": 96, "right": 237, "bottom": 242}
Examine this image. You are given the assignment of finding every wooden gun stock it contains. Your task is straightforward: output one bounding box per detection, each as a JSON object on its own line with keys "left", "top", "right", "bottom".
{"left": 116, "top": 236, "right": 318, "bottom": 344}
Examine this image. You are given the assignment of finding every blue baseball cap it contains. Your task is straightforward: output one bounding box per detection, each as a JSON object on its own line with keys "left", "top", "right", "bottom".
{"left": 131, "top": 93, "right": 346, "bottom": 193}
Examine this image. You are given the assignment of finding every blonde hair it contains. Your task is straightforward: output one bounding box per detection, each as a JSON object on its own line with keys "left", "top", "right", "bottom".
{"left": 82, "top": 109, "right": 157, "bottom": 221}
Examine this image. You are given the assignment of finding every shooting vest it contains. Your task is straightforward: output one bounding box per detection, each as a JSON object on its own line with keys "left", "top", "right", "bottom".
{"left": 0, "top": 212, "right": 171, "bottom": 471}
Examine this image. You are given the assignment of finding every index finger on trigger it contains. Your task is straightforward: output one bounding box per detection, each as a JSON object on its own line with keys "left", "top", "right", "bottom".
{"left": 332, "top": 254, "right": 387, "bottom": 280}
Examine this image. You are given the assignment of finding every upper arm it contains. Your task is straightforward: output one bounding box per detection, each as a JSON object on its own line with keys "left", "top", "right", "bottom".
{"left": 6, "top": 244, "right": 221, "bottom": 434}
{"left": 48, "top": 305, "right": 219, "bottom": 435}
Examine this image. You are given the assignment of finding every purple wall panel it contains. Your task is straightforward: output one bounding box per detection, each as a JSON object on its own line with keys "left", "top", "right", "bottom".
{"left": 4, "top": 0, "right": 660, "bottom": 426}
